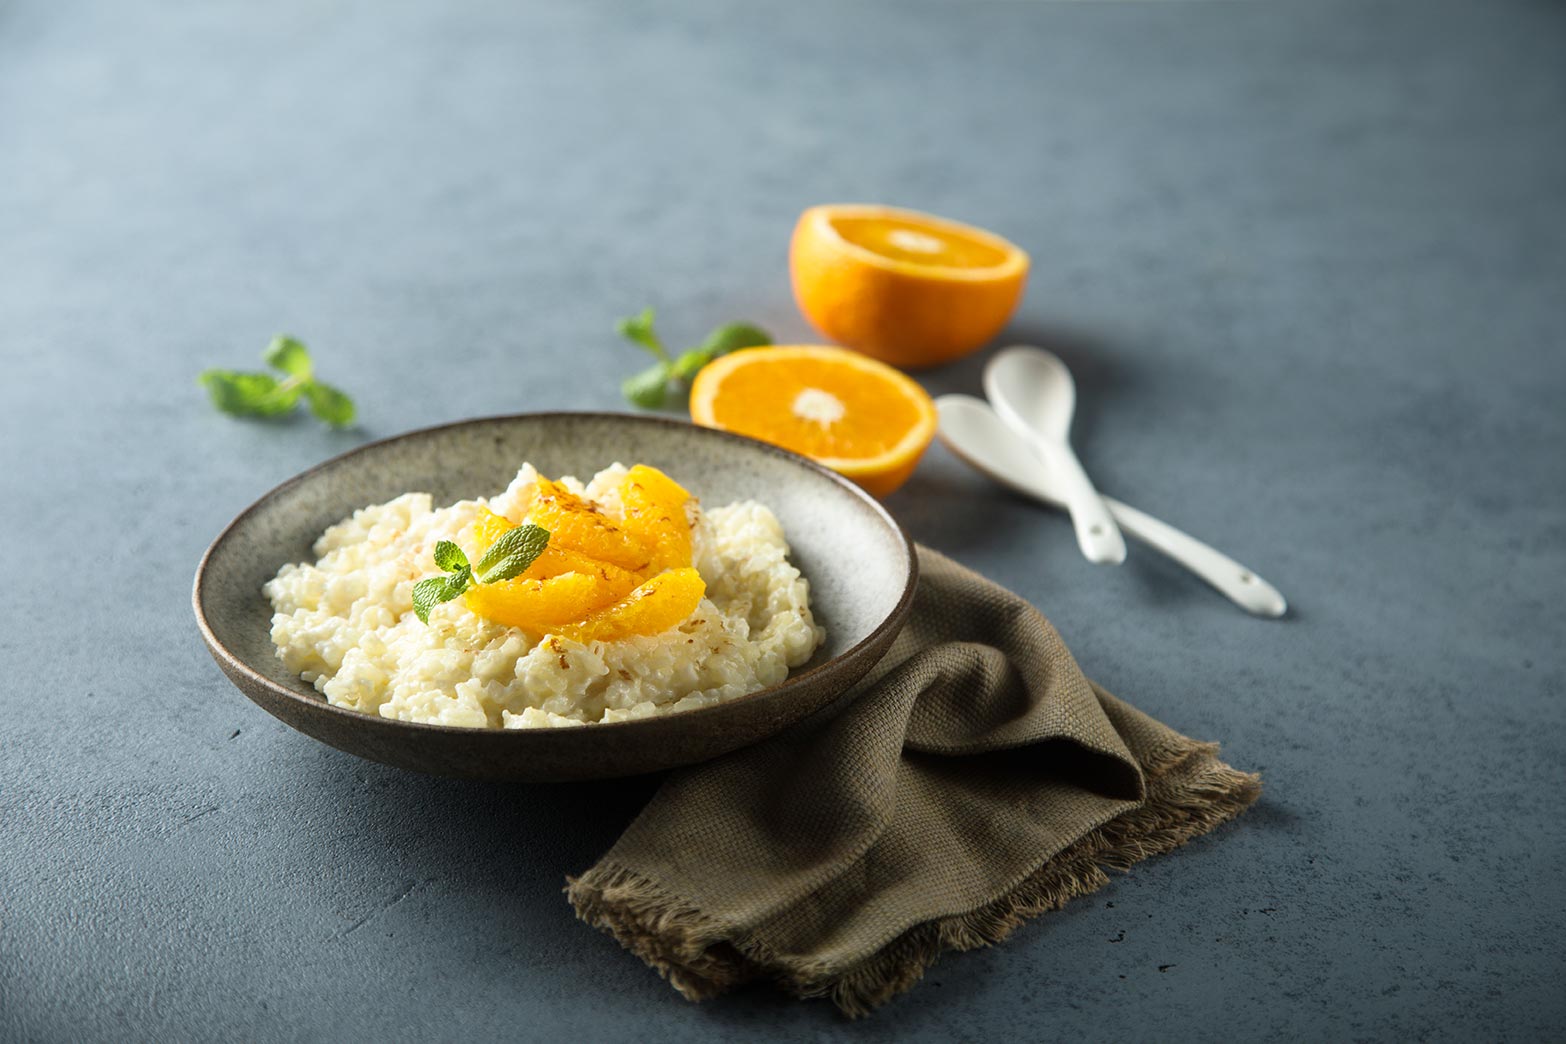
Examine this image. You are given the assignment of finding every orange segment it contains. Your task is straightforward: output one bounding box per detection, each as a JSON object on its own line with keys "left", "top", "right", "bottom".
{"left": 527, "top": 548, "right": 642, "bottom": 592}
{"left": 462, "top": 504, "right": 643, "bottom": 631}
{"left": 789, "top": 204, "right": 1029, "bottom": 368}
{"left": 560, "top": 567, "right": 706, "bottom": 643}
{"left": 464, "top": 571, "right": 625, "bottom": 633}
{"left": 619, "top": 464, "right": 693, "bottom": 573}
{"left": 468, "top": 506, "right": 642, "bottom": 592}
{"left": 525, "top": 478, "right": 651, "bottom": 572}
{"left": 468, "top": 505, "right": 518, "bottom": 556}
{"left": 689, "top": 345, "right": 936, "bottom": 497}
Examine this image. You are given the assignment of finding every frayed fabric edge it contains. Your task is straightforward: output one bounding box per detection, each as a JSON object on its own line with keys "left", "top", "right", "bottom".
{"left": 566, "top": 737, "right": 1261, "bottom": 1018}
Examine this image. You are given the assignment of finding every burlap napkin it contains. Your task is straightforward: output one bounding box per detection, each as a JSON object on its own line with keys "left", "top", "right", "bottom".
{"left": 567, "top": 546, "right": 1261, "bottom": 1016}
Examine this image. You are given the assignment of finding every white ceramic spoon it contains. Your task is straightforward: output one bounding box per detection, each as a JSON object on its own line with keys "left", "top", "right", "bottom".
{"left": 984, "top": 346, "right": 1127, "bottom": 565}
{"left": 936, "top": 394, "right": 1288, "bottom": 618}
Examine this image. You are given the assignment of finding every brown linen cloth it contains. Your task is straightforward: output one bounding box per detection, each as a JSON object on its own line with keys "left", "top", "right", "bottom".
{"left": 568, "top": 546, "right": 1261, "bottom": 1016}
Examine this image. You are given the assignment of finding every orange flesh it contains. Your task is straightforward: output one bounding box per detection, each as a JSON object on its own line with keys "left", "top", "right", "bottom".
{"left": 559, "top": 568, "right": 707, "bottom": 644}
{"left": 468, "top": 506, "right": 642, "bottom": 592}
{"left": 459, "top": 473, "right": 700, "bottom": 639}
{"left": 619, "top": 464, "right": 693, "bottom": 574}
{"left": 468, "top": 505, "right": 518, "bottom": 554}
{"left": 701, "top": 355, "right": 926, "bottom": 461}
{"left": 832, "top": 216, "right": 1008, "bottom": 269}
{"left": 464, "top": 571, "right": 627, "bottom": 632}
{"left": 526, "top": 478, "right": 652, "bottom": 572}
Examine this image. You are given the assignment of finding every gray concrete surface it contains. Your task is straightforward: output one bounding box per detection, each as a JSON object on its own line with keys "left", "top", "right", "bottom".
{"left": 2, "top": 0, "right": 1563, "bottom": 1039}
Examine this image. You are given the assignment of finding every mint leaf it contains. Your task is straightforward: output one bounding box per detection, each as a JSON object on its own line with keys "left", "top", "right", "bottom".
{"left": 201, "top": 336, "right": 358, "bottom": 427}
{"left": 432, "top": 540, "right": 469, "bottom": 572}
{"left": 617, "top": 310, "right": 770, "bottom": 410}
{"left": 622, "top": 363, "right": 671, "bottom": 409}
{"left": 412, "top": 523, "right": 548, "bottom": 624}
{"left": 263, "top": 336, "right": 313, "bottom": 378}
{"left": 665, "top": 323, "right": 770, "bottom": 384}
{"left": 412, "top": 567, "right": 471, "bottom": 623}
{"left": 474, "top": 524, "right": 550, "bottom": 583}
{"left": 698, "top": 322, "right": 771, "bottom": 358}
{"left": 303, "top": 381, "right": 356, "bottom": 427}
{"left": 669, "top": 349, "right": 712, "bottom": 381}
{"left": 198, "top": 370, "right": 302, "bottom": 417}
{"left": 617, "top": 308, "right": 668, "bottom": 360}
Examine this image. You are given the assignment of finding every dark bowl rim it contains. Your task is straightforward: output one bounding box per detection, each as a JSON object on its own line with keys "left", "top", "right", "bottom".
{"left": 192, "top": 410, "right": 919, "bottom": 739}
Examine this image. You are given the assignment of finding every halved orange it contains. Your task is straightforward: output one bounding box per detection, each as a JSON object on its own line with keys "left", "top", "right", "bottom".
{"left": 688, "top": 345, "right": 937, "bottom": 497}
{"left": 790, "top": 204, "right": 1029, "bottom": 368}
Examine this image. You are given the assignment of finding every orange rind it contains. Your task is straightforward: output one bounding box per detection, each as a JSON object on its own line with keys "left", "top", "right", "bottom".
{"left": 789, "top": 203, "right": 1029, "bottom": 368}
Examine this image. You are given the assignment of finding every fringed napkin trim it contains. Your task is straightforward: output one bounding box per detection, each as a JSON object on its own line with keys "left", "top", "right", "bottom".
{"left": 567, "top": 736, "right": 1260, "bottom": 1017}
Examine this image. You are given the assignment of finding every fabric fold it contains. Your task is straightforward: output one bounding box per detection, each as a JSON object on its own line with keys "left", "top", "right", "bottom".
{"left": 568, "top": 546, "right": 1260, "bottom": 1016}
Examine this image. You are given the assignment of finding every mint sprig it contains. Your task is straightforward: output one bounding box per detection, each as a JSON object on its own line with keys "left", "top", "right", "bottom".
{"left": 617, "top": 309, "right": 771, "bottom": 409}
{"left": 412, "top": 526, "right": 550, "bottom": 624}
{"left": 199, "top": 336, "right": 357, "bottom": 427}
{"left": 473, "top": 524, "right": 551, "bottom": 583}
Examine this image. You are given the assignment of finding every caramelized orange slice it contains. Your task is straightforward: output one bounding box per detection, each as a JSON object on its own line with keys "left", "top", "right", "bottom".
{"left": 468, "top": 505, "right": 519, "bottom": 555}
{"left": 559, "top": 567, "right": 706, "bottom": 643}
{"left": 526, "top": 478, "right": 651, "bottom": 572}
{"left": 464, "top": 572, "right": 626, "bottom": 633}
{"left": 468, "top": 506, "right": 641, "bottom": 590}
{"left": 461, "top": 506, "right": 643, "bottom": 631}
{"left": 619, "top": 464, "right": 693, "bottom": 573}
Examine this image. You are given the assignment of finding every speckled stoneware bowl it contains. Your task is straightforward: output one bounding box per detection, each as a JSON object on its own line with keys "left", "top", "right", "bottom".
{"left": 193, "top": 412, "right": 917, "bottom": 781}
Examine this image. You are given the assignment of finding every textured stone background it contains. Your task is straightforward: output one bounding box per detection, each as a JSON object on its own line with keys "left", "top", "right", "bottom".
{"left": 2, "top": 0, "right": 1562, "bottom": 1039}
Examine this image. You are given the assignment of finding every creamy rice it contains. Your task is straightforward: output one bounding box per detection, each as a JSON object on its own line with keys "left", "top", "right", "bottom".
{"left": 264, "top": 464, "right": 825, "bottom": 729}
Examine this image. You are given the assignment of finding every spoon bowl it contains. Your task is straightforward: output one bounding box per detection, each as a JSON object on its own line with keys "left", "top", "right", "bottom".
{"left": 985, "top": 347, "right": 1078, "bottom": 444}
{"left": 984, "top": 346, "right": 1127, "bottom": 565}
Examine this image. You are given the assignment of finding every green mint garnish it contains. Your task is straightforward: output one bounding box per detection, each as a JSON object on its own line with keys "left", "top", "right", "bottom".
{"left": 616, "top": 310, "right": 771, "bottom": 409}
{"left": 431, "top": 540, "right": 469, "bottom": 573}
{"left": 412, "top": 569, "right": 472, "bottom": 624}
{"left": 303, "top": 381, "right": 356, "bottom": 426}
{"left": 412, "top": 525, "right": 550, "bottom": 624}
{"left": 669, "top": 349, "right": 711, "bottom": 382}
{"left": 197, "top": 370, "right": 303, "bottom": 416}
{"left": 697, "top": 321, "right": 772, "bottom": 359}
{"left": 199, "top": 335, "right": 357, "bottom": 427}
{"left": 622, "top": 363, "right": 673, "bottom": 409}
{"left": 473, "top": 523, "right": 551, "bottom": 583}
{"left": 617, "top": 308, "right": 669, "bottom": 360}
{"left": 261, "top": 335, "right": 314, "bottom": 378}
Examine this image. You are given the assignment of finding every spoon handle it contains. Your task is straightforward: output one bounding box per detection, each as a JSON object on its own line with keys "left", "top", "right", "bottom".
{"left": 1099, "top": 496, "right": 1288, "bottom": 617}
{"left": 1030, "top": 438, "right": 1128, "bottom": 565}
{"left": 935, "top": 393, "right": 1285, "bottom": 618}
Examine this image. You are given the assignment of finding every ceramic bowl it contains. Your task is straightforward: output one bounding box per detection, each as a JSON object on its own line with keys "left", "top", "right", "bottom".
{"left": 193, "top": 412, "right": 917, "bottom": 781}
